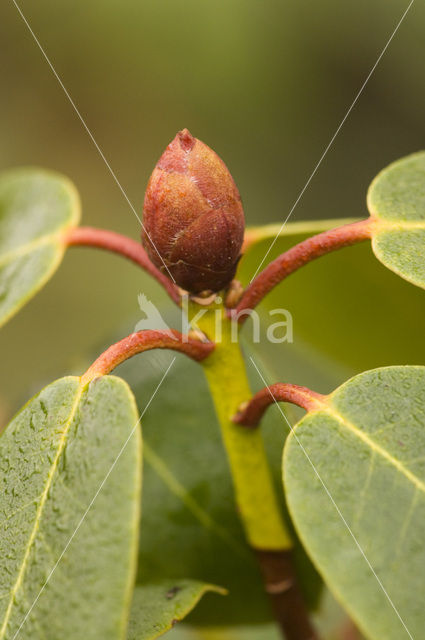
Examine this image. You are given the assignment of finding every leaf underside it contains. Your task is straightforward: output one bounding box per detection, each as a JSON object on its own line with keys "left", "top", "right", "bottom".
{"left": 239, "top": 224, "right": 425, "bottom": 379}
{"left": 0, "top": 168, "right": 80, "bottom": 328}
{"left": 127, "top": 581, "right": 225, "bottom": 640}
{"left": 0, "top": 375, "right": 141, "bottom": 640}
{"left": 118, "top": 347, "right": 321, "bottom": 627}
{"left": 284, "top": 366, "right": 425, "bottom": 640}
{"left": 368, "top": 151, "right": 425, "bottom": 289}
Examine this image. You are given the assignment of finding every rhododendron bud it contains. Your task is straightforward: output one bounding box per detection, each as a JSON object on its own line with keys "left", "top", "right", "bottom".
{"left": 142, "top": 129, "right": 245, "bottom": 294}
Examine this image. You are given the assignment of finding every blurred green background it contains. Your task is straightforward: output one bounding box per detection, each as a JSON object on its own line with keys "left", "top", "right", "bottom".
{"left": 0, "top": 0, "right": 424, "bottom": 418}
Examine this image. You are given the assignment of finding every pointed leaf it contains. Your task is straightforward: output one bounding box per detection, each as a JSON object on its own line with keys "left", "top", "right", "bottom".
{"left": 0, "top": 375, "right": 141, "bottom": 640}
{"left": 127, "top": 581, "right": 225, "bottom": 640}
{"left": 284, "top": 366, "right": 425, "bottom": 640}
{"left": 0, "top": 168, "right": 80, "bottom": 327}
{"left": 367, "top": 151, "right": 425, "bottom": 289}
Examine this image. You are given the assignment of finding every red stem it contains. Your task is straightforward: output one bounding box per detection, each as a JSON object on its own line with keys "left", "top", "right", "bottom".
{"left": 82, "top": 329, "right": 214, "bottom": 385}
{"left": 65, "top": 226, "right": 180, "bottom": 305}
{"left": 234, "top": 383, "right": 326, "bottom": 427}
{"left": 235, "top": 219, "right": 373, "bottom": 321}
{"left": 255, "top": 550, "right": 319, "bottom": 640}
{"left": 339, "top": 619, "right": 363, "bottom": 640}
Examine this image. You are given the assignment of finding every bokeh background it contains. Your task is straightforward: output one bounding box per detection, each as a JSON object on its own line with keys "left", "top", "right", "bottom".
{"left": 0, "top": 0, "right": 424, "bottom": 418}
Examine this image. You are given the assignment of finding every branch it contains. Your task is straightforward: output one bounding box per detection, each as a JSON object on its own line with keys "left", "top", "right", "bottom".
{"left": 339, "top": 619, "right": 363, "bottom": 640}
{"left": 234, "top": 383, "right": 326, "bottom": 427}
{"left": 82, "top": 329, "right": 214, "bottom": 384}
{"left": 255, "top": 550, "right": 319, "bottom": 640}
{"left": 235, "top": 219, "right": 373, "bottom": 322}
{"left": 65, "top": 226, "right": 180, "bottom": 305}
{"left": 233, "top": 383, "right": 326, "bottom": 638}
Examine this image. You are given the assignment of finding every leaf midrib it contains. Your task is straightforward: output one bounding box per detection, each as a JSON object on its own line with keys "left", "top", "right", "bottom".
{"left": 374, "top": 219, "right": 425, "bottom": 231}
{"left": 0, "top": 383, "right": 83, "bottom": 638}
{"left": 143, "top": 442, "right": 248, "bottom": 558}
{"left": 0, "top": 231, "right": 66, "bottom": 269}
{"left": 321, "top": 405, "right": 425, "bottom": 493}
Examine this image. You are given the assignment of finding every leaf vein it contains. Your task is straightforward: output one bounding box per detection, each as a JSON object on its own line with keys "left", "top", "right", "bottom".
{"left": 143, "top": 442, "right": 248, "bottom": 558}
{"left": 322, "top": 407, "right": 425, "bottom": 493}
{"left": 0, "top": 384, "right": 83, "bottom": 638}
{"left": 392, "top": 489, "right": 419, "bottom": 560}
{"left": 351, "top": 451, "right": 376, "bottom": 528}
{"left": 0, "top": 494, "right": 46, "bottom": 531}
{"left": 0, "top": 232, "right": 64, "bottom": 269}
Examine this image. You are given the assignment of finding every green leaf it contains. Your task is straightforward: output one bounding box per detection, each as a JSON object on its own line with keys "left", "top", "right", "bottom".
{"left": 119, "top": 348, "right": 320, "bottom": 627}
{"left": 242, "top": 218, "right": 357, "bottom": 251}
{"left": 0, "top": 375, "right": 141, "bottom": 640}
{"left": 284, "top": 366, "right": 425, "bottom": 640}
{"left": 127, "top": 581, "right": 225, "bottom": 640}
{"left": 0, "top": 168, "right": 80, "bottom": 327}
{"left": 238, "top": 220, "right": 425, "bottom": 380}
{"left": 367, "top": 151, "right": 425, "bottom": 289}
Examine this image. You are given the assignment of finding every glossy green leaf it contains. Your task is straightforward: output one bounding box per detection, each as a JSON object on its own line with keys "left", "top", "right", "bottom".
{"left": 0, "top": 375, "right": 141, "bottom": 640}
{"left": 238, "top": 220, "right": 425, "bottom": 384}
{"left": 118, "top": 347, "right": 320, "bottom": 626}
{"left": 284, "top": 366, "right": 425, "bottom": 640}
{"left": 127, "top": 581, "right": 225, "bottom": 640}
{"left": 367, "top": 151, "right": 425, "bottom": 289}
{"left": 0, "top": 168, "right": 80, "bottom": 327}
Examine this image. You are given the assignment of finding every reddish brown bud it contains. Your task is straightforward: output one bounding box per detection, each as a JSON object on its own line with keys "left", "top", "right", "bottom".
{"left": 142, "top": 129, "right": 245, "bottom": 294}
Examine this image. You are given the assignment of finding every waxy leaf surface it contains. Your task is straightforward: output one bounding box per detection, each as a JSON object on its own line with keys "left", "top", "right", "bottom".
{"left": 0, "top": 169, "right": 80, "bottom": 327}
{"left": 284, "top": 366, "right": 425, "bottom": 640}
{"left": 0, "top": 375, "right": 141, "bottom": 640}
{"left": 127, "top": 581, "right": 225, "bottom": 640}
{"left": 368, "top": 151, "right": 425, "bottom": 289}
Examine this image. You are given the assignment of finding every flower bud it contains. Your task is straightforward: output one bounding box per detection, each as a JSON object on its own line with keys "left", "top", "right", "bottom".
{"left": 142, "top": 129, "right": 245, "bottom": 294}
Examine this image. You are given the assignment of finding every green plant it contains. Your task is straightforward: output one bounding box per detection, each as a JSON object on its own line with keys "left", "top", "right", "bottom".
{"left": 0, "top": 132, "right": 424, "bottom": 640}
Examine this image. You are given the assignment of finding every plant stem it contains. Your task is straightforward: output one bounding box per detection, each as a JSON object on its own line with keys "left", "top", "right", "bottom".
{"left": 235, "top": 218, "right": 373, "bottom": 320}
{"left": 81, "top": 329, "right": 213, "bottom": 385}
{"left": 191, "top": 301, "right": 318, "bottom": 639}
{"left": 339, "top": 619, "right": 363, "bottom": 640}
{"left": 64, "top": 226, "right": 180, "bottom": 304}
{"left": 255, "top": 549, "right": 319, "bottom": 640}
{"left": 234, "top": 383, "right": 327, "bottom": 427}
